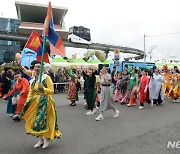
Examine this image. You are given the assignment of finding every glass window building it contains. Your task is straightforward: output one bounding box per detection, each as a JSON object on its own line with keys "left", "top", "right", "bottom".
{"left": 0, "top": 17, "right": 21, "bottom": 64}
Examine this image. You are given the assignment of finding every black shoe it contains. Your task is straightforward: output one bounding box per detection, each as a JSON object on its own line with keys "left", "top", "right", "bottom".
{"left": 70, "top": 102, "right": 74, "bottom": 106}
{"left": 71, "top": 103, "right": 76, "bottom": 106}
{"left": 13, "top": 116, "right": 21, "bottom": 121}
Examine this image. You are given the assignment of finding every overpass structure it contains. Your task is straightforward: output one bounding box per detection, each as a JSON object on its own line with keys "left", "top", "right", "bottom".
{"left": 0, "top": 31, "right": 144, "bottom": 60}
{"left": 0, "top": 1, "right": 145, "bottom": 61}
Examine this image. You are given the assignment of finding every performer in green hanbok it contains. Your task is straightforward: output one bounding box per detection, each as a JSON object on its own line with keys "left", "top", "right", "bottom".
{"left": 83, "top": 69, "right": 97, "bottom": 115}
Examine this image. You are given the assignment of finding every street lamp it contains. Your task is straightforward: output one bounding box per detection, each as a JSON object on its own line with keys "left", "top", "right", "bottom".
{"left": 144, "top": 34, "right": 146, "bottom": 62}
{"left": 148, "top": 45, "right": 158, "bottom": 61}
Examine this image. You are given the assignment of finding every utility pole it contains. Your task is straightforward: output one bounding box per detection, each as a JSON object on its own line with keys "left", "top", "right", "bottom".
{"left": 144, "top": 34, "right": 146, "bottom": 62}
{"left": 149, "top": 45, "right": 158, "bottom": 61}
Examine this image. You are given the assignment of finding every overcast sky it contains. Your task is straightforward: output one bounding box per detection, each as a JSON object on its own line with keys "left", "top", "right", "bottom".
{"left": 1, "top": 0, "right": 180, "bottom": 61}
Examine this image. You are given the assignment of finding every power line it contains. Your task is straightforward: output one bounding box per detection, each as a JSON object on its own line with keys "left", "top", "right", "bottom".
{"left": 146, "top": 31, "right": 180, "bottom": 37}
{"left": 125, "top": 37, "right": 143, "bottom": 46}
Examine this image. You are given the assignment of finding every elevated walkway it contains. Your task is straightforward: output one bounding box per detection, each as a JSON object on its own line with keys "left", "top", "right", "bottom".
{"left": 0, "top": 31, "right": 144, "bottom": 60}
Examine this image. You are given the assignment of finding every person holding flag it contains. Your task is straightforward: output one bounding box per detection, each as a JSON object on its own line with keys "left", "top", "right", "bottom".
{"left": 19, "top": 2, "right": 63, "bottom": 149}
{"left": 20, "top": 61, "right": 62, "bottom": 148}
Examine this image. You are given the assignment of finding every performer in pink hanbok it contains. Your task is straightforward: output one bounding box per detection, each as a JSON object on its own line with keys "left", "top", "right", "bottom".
{"left": 65, "top": 68, "right": 79, "bottom": 106}
{"left": 114, "top": 71, "right": 129, "bottom": 104}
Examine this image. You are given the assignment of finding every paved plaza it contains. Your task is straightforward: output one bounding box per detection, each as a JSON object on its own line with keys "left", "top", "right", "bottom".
{"left": 0, "top": 93, "right": 180, "bottom": 154}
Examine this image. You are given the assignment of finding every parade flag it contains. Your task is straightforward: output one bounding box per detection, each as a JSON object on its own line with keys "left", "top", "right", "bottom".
{"left": 25, "top": 30, "right": 50, "bottom": 63}
{"left": 43, "top": 2, "right": 65, "bottom": 56}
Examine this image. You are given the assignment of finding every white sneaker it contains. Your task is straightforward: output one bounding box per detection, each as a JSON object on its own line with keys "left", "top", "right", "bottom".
{"left": 12, "top": 114, "right": 18, "bottom": 118}
{"left": 176, "top": 99, "right": 179, "bottom": 103}
{"left": 34, "top": 138, "right": 44, "bottom": 148}
{"left": 86, "top": 110, "right": 95, "bottom": 115}
{"left": 150, "top": 101, "right": 153, "bottom": 107}
{"left": 9, "top": 114, "right": 14, "bottom": 117}
{"left": 93, "top": 107, "right": 98, "bottom": 113}
{"left": 139, "top": 106, "right": 144, "bottom": 109}
{"left": 96, "top": 114, "right": 104, "bottom": 121}
{"left": 127, "top": 104, "right": 132, "bottom": 107}
{"left": 173, "top": 100, "right": 176, "bottom": 103}
{"left": 42, "top": 138, "right": 50, "bottom": 149}
{"left": 113, "top": 110, "right": 119, "bottom": 118}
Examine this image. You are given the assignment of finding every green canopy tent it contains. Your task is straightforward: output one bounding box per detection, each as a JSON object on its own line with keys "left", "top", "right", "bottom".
{"left": 103, "top": 56, "right": 113, "bottom": 64}
{"left": 51, "top": 56, "right": 67, "bottom": 63}
{"left": 155, "top": 62, "right": 164, "bottom": 67}
{"left": 87, "top": 55, "right": 103, "bottom": 65}
{"left": 155, "top": 61, "right": 179, "bottom": 68}
{"left": 51, "top": 55, "right": 70, "bottom": 66}
{"left": 70, "top": 58, "right": 87, "bottom": 64}
{"left": 69, "top": 54, "right": 88, "bottom": 66}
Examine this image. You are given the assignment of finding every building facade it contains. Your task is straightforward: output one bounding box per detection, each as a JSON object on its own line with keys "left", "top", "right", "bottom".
{"left": 0, "top": 17, "right": 21, "bottom": 64}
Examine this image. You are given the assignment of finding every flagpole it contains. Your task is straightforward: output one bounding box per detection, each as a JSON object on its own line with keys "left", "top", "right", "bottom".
{"left": 39, "top": 35, "right": 46, "bottom": 83}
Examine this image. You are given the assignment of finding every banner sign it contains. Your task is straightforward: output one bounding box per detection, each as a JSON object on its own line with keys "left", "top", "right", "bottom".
{"left": 114, "top": 49, "right": 120, "bottom": 66}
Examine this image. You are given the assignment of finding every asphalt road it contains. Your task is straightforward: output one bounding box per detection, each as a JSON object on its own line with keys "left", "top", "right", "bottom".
{"left": 0, "top": 93, "right": 180, "bottom": 154}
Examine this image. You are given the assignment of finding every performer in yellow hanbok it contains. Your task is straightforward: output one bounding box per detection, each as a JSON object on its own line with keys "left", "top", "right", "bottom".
{"left": 162, "top": 65, "right": 171, "bottom": 96}
{"left": 20, "top": 61, "right": 61, "bottom": 149}
{"left": 169, "top": 66, "right": 180, "bottom": 103}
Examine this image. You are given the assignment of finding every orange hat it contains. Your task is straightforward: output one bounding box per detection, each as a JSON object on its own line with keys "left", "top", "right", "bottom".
{"left": 163, "top": 64, "right": 168, "bottom": 70}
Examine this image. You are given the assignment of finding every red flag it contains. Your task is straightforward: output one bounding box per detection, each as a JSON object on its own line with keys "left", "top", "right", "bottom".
{"left": 25, "top": 30, "right": 49, "bottom": 63}
{"left": 50, "top": 43, "right": 66, "bottom": 56}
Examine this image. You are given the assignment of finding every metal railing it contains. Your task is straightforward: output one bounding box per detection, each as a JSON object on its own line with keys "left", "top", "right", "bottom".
{"left": 53, "top": 82, "right": 69, "bottom": 93}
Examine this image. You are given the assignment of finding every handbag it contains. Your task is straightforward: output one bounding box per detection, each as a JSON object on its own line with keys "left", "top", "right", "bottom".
{"left": 12, "top": 95, "right": 19, "bottom": 105}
